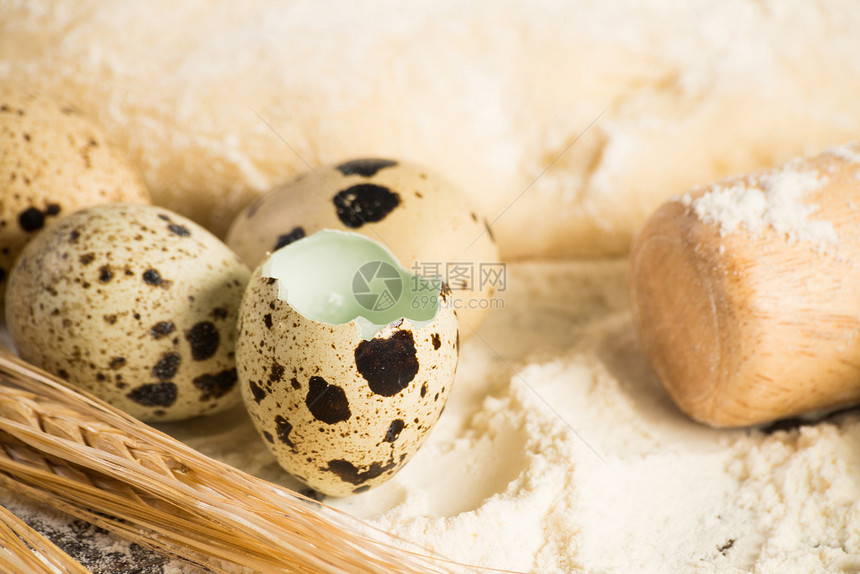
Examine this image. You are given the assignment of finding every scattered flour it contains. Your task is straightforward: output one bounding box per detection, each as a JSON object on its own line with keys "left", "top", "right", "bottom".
{"left": 823, "top": 142, "right": 860, "bottom": 165}
{"left": 682, "top": 162, "right": 839, "bottom": 252}
{"left": 3, "top": 262, "right": 860, "bottom": 572}
{"left": 164, "top": 262, "right": 860, "bottom": 573}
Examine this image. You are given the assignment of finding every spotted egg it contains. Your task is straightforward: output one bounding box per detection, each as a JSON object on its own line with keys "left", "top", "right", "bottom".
{"left": 5, "top": 203, "right": 250, "bottom": 422}
{"left": 226, "top": 158, "right": 500, "bottom": 337}
{"left": 236, "top": 230, "right": 458, "bottom": 496}
{"left": 0, "top": 88, "right": 151, "bottom": 307}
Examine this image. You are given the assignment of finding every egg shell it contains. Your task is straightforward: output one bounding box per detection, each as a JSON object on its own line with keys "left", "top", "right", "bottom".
{"left": 0, "top": 88, "right": 150, "bottom": 306}
{"left": 5, "top": 203, "right": 250, "bottom": 422}
{"left": 225, "top": 158, "right": 500, "bottom": 336}
{"left": 236, "top": 266, "right": 459, "bottom": 497}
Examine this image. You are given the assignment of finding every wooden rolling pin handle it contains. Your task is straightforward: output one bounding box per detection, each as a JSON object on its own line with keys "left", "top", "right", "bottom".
{"left": 630, "top": 147, "right": 860, "bottom": 427}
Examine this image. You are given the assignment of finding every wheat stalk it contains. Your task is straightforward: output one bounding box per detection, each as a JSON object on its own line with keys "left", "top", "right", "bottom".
{"left": 0, "top": 349, "right": 472, "bottom": 574}
{"left": 0, "top": 501, "right": 92, "bottom": 574}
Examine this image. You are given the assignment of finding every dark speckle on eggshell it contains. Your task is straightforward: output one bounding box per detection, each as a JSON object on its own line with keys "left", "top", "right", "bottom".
{"left": 333, "top": 184, "right": 401, "bottom": 228}
{"left": 18, "top": 207, "right": 45, "bottom": 232}
{"left": 335, "top": 158, "right": 399, "bottom": 177}
{"left": 273, "top": 227, "right": 306, "bottom": 251}
{"left": 384, "top": 419, "right": 405, "bottom": 443}
{"left": 354, "top": 330, "right": 419, "bottom": 397}
{"left": 98, "top": 265, "right": 113, "bottom": 283}
{"left": 109, "top": 357, "right": 126, "bottom": 370}
{"left": 193, "top": 369, "right": 238, "bottom": 400}
{"left": 431, "top": 333, "right": 441, "bottom": 350}
{"left": 440, "top": 282, "right": 452, "bottom": 303}
{"left": 127, "top": 382, "right": 177, "bottom": 407}
{"left": 325, "top": 457, "right": 398, "bottom": 486}
{"left": 142, "top": 268, "right": 164, "bottom": 286}
{"left": 150, "top": 321, "right": 176, "bottom": 339}
{"left": 151, "top": 352, "right": 181, "bottom": 381}
{"left": 186, "top": 321, "right": 220, "bottom": 360}
{"left": 167, "top": 223, "right": 191, "bottom": 237}
{"left": 269, "top": 362, "right": 285, "bottom": 384}
{"left": 275, "top": 415, "right": 295, "bottom": 449}
{"left": 248, "top": 380, "right": 267, "bottom": 403}
{"left": 305, "top": 376, "right": 351, "bottom": 424}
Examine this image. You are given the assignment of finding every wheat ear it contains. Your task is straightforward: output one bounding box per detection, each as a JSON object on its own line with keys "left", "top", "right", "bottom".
{"left": 0, "top": 349, "right": 467, "bottom": 574}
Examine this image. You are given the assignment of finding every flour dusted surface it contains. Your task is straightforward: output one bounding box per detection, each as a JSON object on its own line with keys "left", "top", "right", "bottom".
{"left": 158, "top": 261, "right": 860, "bottom": 573}
{"left": 4, "top": 0, "right": 860, "bottom": 258}
{"left": 2, "top": 262, "right": 859, "bottom": 572}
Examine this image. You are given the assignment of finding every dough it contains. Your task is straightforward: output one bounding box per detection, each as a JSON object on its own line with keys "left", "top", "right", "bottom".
{"left": 2, "top": 0, "right": 859, "bottom": 259}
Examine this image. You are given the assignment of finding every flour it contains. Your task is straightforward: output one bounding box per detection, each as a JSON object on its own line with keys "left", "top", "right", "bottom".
{"left": 824, "top": 143, "right": 860, "bottom": 165}
{"left": 155, "top": 261, "right": 860, "bottom": 573}
{"left": 4, "top": 0, "right": 860, "bottom": 259}
{"left": 3, "top": 262, "right": 860, "bottom": 572}
{"left": 682, "top": 162, "right": 839, "bottom": 252}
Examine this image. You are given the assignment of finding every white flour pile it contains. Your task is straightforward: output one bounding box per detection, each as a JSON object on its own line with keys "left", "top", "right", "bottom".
{"left": 681, "top": 162, "right": 839, "bottom": 253}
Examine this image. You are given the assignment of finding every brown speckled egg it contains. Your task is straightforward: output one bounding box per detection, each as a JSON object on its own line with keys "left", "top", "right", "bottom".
{"left": 5, "top": 203, "right": 250, "bottom": 422}
{"left": 236, "top": 230, "right": 458, "bottom": 496}
{"left": 0, "top": 88, "right": 151, "bottom": 307}
{"left": 226, "top": 158, "right": 500, "bottom": 337}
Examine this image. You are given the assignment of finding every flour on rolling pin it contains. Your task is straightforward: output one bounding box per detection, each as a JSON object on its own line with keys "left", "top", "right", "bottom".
{"left": 679, "top": 163, "right": 839, "bottom": 254}
{"left": 630, "top": 142, "right": 860, "bottom": 428}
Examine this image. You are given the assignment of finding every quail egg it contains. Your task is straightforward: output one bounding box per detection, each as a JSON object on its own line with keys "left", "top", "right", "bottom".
{"left": 226, "top": 158, "right": 500, "bottom": 337}
{"left": 236, "top": 229, "right": 458, "bottom": 496}
{"left": 0, "top": 88, "right": 150, "bottom": 307}
{"left": 5, "top": 203, "right": 250, "bottom": 422}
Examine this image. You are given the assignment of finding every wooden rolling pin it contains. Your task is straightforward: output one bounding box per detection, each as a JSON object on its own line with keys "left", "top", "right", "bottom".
{"left": 630, "top": 144, "right": 860, "bottom": 427}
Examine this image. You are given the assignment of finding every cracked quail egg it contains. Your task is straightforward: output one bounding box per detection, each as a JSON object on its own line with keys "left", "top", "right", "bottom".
{"left": 226, "top": 158, "right": 500, "bottom": 337}
{"left": 236, "top": 229, "right": 458, "bottom": 496}
{"left": 0, "top": 88, "right": 150, "bottom": 307}
{"left": 5, "top": 203, "right": 250, "bottom": 422}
